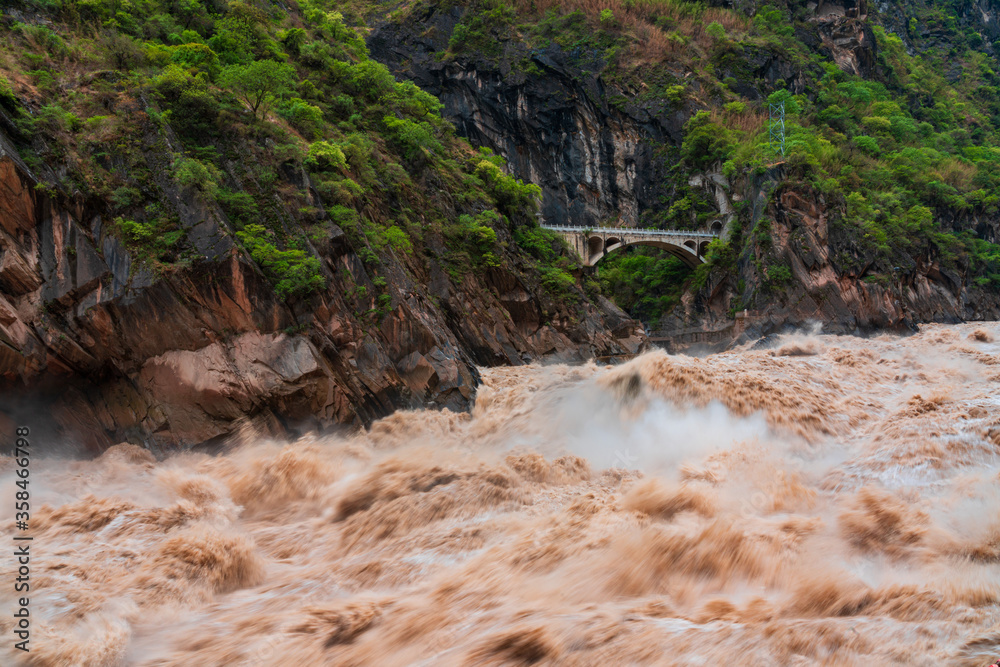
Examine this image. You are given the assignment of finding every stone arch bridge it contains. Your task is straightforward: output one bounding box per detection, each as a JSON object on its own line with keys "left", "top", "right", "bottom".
{"left": 542, "top": 225, "right": 721, "bottom": 268}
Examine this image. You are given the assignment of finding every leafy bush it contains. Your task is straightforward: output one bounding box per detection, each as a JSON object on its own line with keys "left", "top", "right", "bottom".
{"left": 539, "top": 266, "right": 576, "bottom": 297}
{"left": 114, "top": 216, "right": 186, "bottom": 264}
{"left": 854, "top": 135, "right": 880, "bottom": 155}
{"left": 513, "top": 225, "right": 560, "bottom": 262}
{"left": 765, "top": 263, "right": 793, "bottom": 290}
{"left": 474, "top": 158, "right": 541, "bottom": 215}
{"left": 24, "top": 103, "right": 80, "bottom": 136}
{"left": 327, "top": 204, "right": 359, "bottom": 229}
{"left": 446, "top": 1, "right": 516, "bottom": 56}
{"left": 766, "top": 89, "right": 801, "bottom": 115}
{"left": 723, "top": 101, "right": 746, "bottom": 115}
{"left": 172, "top": 157, "right": 221, "bottom": 196}
{"left": 218, "top": 189, "right": 259, "bottom": 224}
{"left": 112, "top": 186, "right": 143, "bottom": 209}
{"left": 861, "top": 116, "right": 893, "bottom": 134}
{"left": 278, "top": 98, "right": 325, "bottom": 138}
{"left": 170, "top": 43, "right": 219, "bottom": 73}
{"left": 380, "top": 225, "right": 412, "bottom": 254}
{"left": 450, "top": 209, "right": 500, "bottom": 259}
{"left": 681, "top": 111, "right": 734, "bottom": 170}
{"left": 0, "top": 75, "right": 17, "bottom": 112}
{"left": 236, "top": 224, "right": 325, "bottom": 298}
{"left": 154, "top": 65, "right": 220, "bottom": 139}
{"left": 705, "top": 22, "right": 726, "bottom": 41}
{"left": 306, "top": 141, "right": 347, "bottom": 171}
{"left": 382, "top": 115, "right": 442, "bottom": 160}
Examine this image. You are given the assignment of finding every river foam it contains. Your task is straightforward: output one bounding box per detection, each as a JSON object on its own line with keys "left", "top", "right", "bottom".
{"left": 1, "top": 322, "right": 999, "bottom": 665}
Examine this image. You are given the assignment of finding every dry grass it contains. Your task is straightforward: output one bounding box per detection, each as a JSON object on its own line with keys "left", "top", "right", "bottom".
{"left": 937, "top": 157, "right": 977, "bottom": 190}
{"left": 719, "top": 105, "right": 767, "bottom": 135}
{"left": 511, "top": 0, "right": 750, "bottom": 65}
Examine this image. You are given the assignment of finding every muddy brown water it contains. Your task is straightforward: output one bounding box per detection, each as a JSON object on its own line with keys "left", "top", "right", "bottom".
{"left": 2, "top": 323, "right": 1000, "bottom": 665}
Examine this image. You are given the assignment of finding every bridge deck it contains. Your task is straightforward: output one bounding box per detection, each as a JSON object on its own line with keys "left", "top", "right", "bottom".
{"left": 541, "top": 225, "right": 718, "bottom": 238}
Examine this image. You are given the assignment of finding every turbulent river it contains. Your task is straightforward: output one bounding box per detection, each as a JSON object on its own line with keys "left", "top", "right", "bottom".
{"left": 2, "top": 323, "right": 1000, "bottom": 666}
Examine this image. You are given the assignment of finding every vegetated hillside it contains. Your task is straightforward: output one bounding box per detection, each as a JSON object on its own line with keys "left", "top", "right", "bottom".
{"left": 0, "top": 0, "right": 644, "bottom": 451}
{"left": 362, "top": 0, "right": 1000, "bottom": 342}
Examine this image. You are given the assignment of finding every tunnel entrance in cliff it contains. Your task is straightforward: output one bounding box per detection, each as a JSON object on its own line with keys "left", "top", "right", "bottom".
{"left": 594, "top": 245, "right": 696, "bottom": 326}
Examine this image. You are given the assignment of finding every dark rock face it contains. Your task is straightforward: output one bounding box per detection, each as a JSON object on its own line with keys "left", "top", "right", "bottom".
{"left": 0, "top": 132, "right": 645, "bottom": 453}
{"left": 813, "top": 15, "right": 878, "bottom": 78}
{"left": 368, "top": 12, "right": 682, "bottom": 229}
{"left": 875, "top": 0, "right": 1000, "bottom": 61}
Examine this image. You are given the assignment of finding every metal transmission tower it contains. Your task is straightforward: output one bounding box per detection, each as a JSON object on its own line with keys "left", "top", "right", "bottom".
{"left": 769, "top": 100, "right": 786, "bottom": 158}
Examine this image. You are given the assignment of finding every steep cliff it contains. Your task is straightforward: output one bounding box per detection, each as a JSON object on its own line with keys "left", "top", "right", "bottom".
{"left": 363, "top": 0, "right": 1000, "bottom": 345}
{"left": 368, "top": 8, "right": 697, "bottom": 229}
{"left": 661, "top": 173, "right": 1000, "bottom": 349}
{"left": 0, "top": 4, "right": 643, "bottom": 452}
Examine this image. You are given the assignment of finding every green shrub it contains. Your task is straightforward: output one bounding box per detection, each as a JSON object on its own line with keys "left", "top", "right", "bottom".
{"left": 114, "top": 216, "right": 185, "bottom": 264}
{"left": 513, "top": 225, "right": 559, "bottom": 262}
{"left": 765, "top": 263, "right": 793, "bottom": 289}
{"left": 278, "top": 98, "right": 325, "bottom": 138}
{"left": 0, "top": 75, "right": 17, "bottom": 111}
{"left": 170, "top": 43, "right": 219, "bottom": 73}
{"left": 172, "top": 156, "right": 221, "bottom": 196}
{"left": 705, "top": 22, "right": 726, "bottom": 41}
{"left": 449, "top": 23, "right": 470, "bottom": 50}
{"left": 666, "top": 84, "right": 686, "bottom": 104}
{"left": 861, "top": 116, "right": 893, "bottom": 134}
{"left": 281, "top": 27, "right": 307, "bottom": 55}
{"left": 723, "top": 101, "right": 746, "bottom": 115}
{"left": 380, "top": 225, "right": 412, "bottom": 254}
{"left": 474, "top": 158, "right": 541, "bottom": 215}
{"left": 382, "top": 115, "right": 442, "bottom": 160}
{"left": 681, "top": 111, "right": 734, "bottom": 170}
{"left": 327, "top": 204, "right": 359, "bottom": 229}
{"left": 766, "top": 89, "right": 801, "bottom": 115}
{"left": 597, "top": 248, "right": 691, "bottom": 322}
{"left": 218, "top": 189, "right": 259, "bottom": 224}
{"left": 306, "top": 141, "right": 347, "bottom": 171}
{"left": 235, "top": 224, "right": 325, "bottom": 298}
{"left": 154, "top": 65, "right": 220, "bottom": 139}
{"left": 854, "top": 135, "right": 880, "bottom": 155}
{"left": 451, "top": 210, "right": 500, "bottom": 258}
{"left": 112, "top": 186, "right": 143, "bottom": 209}
{"left": 32, "top": 104, "right": 81, "bottom": 135}
{"left": 539, "top": 266, "right": 576, "bottom": 297}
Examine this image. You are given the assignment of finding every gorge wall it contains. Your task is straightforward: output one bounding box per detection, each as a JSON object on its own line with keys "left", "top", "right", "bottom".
{"left": 368, "top": 7, "right": 686, "bottom": 229}
{"left": 366, "top": 2, "right": 874, "bottom": 230}
{"left": 0, "top": 129, "right": 643, "bottom": 453}
{"left": 662, "top": 177, "right": 1000, "bottom": 350}
{"left": 366, "top": 0, "right": 1000, "bottom": 345}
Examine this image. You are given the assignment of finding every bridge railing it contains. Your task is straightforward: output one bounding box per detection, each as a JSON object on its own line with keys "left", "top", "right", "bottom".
{"left": 540, "top": 225, "right": 718, "bottom": 238}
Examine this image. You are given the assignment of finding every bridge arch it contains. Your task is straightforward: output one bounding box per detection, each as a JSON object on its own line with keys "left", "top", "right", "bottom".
{"left": 590, "top": 238, "right": 703, "bottom": 269}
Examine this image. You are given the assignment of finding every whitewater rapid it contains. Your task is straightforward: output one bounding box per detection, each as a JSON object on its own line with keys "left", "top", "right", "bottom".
{"left": 2, "top": 323, "right": 999, "bottom": 665}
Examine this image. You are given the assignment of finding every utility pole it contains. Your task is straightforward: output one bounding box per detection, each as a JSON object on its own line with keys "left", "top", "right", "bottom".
{"left": 769, "top": 101, "right": 786, "bottom": 158}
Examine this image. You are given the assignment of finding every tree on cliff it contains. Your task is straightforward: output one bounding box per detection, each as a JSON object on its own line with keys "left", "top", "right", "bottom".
{"left": 220, "top": 60, "right": 295, "bottom": 120}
